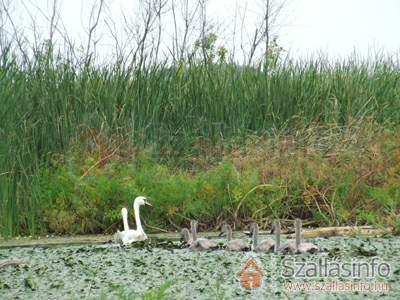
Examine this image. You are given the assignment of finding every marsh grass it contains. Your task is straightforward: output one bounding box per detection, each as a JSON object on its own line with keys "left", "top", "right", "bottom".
{"left": 1, "top": 46, "right": 400, "bottom": 236}
{"left": 16, "top": 119, "right": 400, "bottom": 236}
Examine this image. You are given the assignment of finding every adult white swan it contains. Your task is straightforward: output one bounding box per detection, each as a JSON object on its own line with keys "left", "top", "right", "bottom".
{"left": 114, "top": 196, "right": 152, "bottom": 245}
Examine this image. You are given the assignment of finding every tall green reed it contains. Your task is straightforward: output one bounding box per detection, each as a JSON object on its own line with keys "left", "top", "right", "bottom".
{"left": 0, "top": 46, "right": 399, "bottom": 236}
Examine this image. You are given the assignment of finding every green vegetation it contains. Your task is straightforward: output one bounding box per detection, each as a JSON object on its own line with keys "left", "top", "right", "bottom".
{"left": 1, "top": 237, "right": 399, "bottom": 298}
{"left": 1, "top": 45, "right": 400, "bottom": 236}
{"left": 25, "top": 120, "right": 400, "bottom": 236}
{"left": 97, "top": 280, "right": 176, "bottom": 300}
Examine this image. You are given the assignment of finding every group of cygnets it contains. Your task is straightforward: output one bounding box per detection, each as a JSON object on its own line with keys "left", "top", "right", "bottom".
{"left": 113, "top": 196, "right": 318, "bottom": 254}
{"left": 181, "top": 219, "right": 319, "bottom": 254}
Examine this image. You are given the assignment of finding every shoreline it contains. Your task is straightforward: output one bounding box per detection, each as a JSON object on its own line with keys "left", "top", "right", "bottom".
{"left": 0, "top": 225, "right": 391, "bottom": 248}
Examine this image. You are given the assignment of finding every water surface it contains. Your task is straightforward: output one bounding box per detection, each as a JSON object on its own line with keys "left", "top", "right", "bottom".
{"left": 0, "top": 236, "right": 399, "bottom": 299}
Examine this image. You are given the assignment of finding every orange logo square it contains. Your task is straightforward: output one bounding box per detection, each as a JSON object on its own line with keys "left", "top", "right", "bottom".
{"left": 237, "top": 257, "right": 265, "bottom": 290}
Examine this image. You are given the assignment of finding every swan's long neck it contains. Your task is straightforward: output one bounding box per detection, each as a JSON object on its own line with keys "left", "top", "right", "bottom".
{"left": 190, "top": 221, "right": 198, "bottom": 241}
{"left": 252, "top": 224, "right": 259, "bottom": 248}
{"left": 134, "top": 202, "right": 144, "bottom": 233}
{"left": 295, "top": 219, "right": 301, "bottom": 250}
{"left": 274, "top": 220, "right": 281, "bottom": 252}
{"left": 227, "top": 226, "right": 232, "bottom": 241}
{"left": 122, "top": 209, "right": 130, "bottom": 231}
{"left": 181, "top": 229, "right": 191, "bottom": 242}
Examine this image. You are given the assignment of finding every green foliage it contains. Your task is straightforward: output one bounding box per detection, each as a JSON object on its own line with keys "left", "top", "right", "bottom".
{"left": 194, "top": 32, "right": 218, "bottom": 63}
{"left": 393, "top": 219, "right": 400, "bottom": 236}
{"left": 30, "top": 146, "right": 271, "bottom": 233}
{"left": 1, "top": 43, "right": 400, "bottom": 235}
{"left": 265, "top": 36, "right": 285, "bottom": 69}
{"left": 367, "top": 185, "right": 400, "bottom": 212}
{"left": 141, "top": 281, "right": 176, "bottom": 300}
{"left": 34, "top": 163, "right": 140, "bottom": 234}
{"left": 8, "top": 119, "right": 398, "bottom": 235}
{"left": 96, "top": 281, "right": 176, "bottom": 300}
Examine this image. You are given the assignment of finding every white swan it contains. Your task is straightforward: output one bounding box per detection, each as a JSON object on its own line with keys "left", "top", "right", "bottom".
{"left": 121, "top": 207, "right": 130, "bottom": 231}
{"left": 114, "top": 196, "right": 152, "bottom": 245}
{"left": 113, "top": 208, "right": 129, "bottom": 245}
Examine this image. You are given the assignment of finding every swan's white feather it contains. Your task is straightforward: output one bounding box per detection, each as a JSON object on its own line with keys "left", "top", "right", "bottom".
{"left": 114, "top": 196, "right": 150, "bottom": 245}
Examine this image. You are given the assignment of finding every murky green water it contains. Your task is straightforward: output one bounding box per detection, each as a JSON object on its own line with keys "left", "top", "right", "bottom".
{"left": 1, "top": 236, "right": 399, "bottom": 299}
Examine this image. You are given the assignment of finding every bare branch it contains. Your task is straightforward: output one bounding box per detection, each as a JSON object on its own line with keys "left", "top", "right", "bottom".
{"left": 246, "top": 0, "right": 286, "bottom": 65}
{"left": 23, "top": 0, "right": 77, "bottom": 63}
{"left": 85, "top": 0, "right": 105, "bottom": 63}
{"left": 1, "top": 1, "right": 29, "bottom": 63}
{"left": 199, "top": 0, "right": 207, "bottom": 64}
{"left": 48, "top": 0, "right": 60, "bottom": 44}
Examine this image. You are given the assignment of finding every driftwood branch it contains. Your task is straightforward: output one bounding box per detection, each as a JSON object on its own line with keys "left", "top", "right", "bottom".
{"left": 285, "top": 226, "right": 388, "bottom": 238}
{"left": 144, "top": 223, "right": 170, "bottom": 233}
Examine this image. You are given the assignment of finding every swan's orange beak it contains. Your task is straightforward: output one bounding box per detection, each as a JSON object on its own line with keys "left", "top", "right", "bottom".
{"left": 144, "top": 200, "right": 152, "bottom": 206}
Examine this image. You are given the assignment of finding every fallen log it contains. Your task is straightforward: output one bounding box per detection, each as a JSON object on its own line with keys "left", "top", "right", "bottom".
{"left": 0, "top": 259, "right": 30, "bottom": 268}
{"left": 285, "top": 225, "right": 390, "bottom": 238}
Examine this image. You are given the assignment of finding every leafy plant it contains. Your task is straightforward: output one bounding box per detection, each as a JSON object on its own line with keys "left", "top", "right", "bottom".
{"left": 1, "top": 43, "right": 400, "bottom": 235}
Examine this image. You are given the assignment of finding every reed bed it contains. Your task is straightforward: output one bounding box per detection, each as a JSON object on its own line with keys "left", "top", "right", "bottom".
{"left": 1, "top": 48, "right": 399, "bottom": 236}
